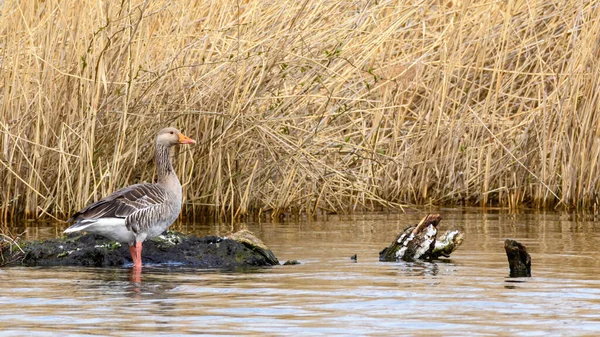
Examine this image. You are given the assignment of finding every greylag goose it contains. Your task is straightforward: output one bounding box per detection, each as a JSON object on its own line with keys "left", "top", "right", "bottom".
{"left": 64, "top": 127, "right": 195, "bottom": 268}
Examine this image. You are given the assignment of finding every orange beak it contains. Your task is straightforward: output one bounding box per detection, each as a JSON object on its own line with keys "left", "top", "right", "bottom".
{"left": 178, "top": 132, "right": 196, "bottom": 145}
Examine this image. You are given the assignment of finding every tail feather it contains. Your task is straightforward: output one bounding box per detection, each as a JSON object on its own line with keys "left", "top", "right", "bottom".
{"left": 62, "top": 217, "right": 132, "bottom": 244}
{"left": 64, "top": 220, "right": 97, "bottom": 234}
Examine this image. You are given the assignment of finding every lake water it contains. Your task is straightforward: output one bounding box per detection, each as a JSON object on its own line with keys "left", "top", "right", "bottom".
{"left": 1, "top": 209, "right": 600, "bottom": 336}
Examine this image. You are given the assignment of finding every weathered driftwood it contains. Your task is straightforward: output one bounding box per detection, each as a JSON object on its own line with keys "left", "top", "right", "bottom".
{"left": 379, "top": 214, "right": 464, "bottom": 262}
{"left": 1, "top": 230, "right": 279, "bottom": 269}
{"left": 433, "top": 229, "right": 465, "bottom": 258}
{"left": 504, "top": 239, "right": 531, "bottom": 277}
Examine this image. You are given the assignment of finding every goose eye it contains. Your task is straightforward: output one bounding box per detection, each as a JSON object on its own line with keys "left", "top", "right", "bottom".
{"left": 170, "top": 131, "right": 174, "bottom": 134}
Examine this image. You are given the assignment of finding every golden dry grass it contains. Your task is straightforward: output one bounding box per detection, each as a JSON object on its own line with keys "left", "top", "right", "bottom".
{"left": 1, "top": 0, "right": 600, "bottom": 219}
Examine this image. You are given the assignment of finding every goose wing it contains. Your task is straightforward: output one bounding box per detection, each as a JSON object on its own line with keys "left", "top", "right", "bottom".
{"left": 66, "top": 183, "right": 167, "bottom": 231}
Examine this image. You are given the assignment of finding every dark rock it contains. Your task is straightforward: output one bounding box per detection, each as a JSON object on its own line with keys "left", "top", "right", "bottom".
{"left": 283, "top": 260, "right": 301, "bottom": 265}
{"left": 227, "top": 229, "right": 279, "bottom": 266}
{"left": 4, "top": 230, "right": 279, "bottom": 269}
{"left": 504, "top": 239, "right": 531, "bottom": 277}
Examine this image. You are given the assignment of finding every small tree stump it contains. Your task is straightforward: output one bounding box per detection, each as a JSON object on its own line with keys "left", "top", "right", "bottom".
{"left": 432, "top": 229, "right": 464, "bottom": 258}
{"left": 380, "top": 214, "right": 464, "bottom": 262}
{"left": 504, "top": 239, "right": 531, "bottom": 277}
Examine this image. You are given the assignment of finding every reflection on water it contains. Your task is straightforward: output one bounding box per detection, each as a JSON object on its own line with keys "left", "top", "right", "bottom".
{"left": 2, "top": 210, "right": 600, "bottom": 335}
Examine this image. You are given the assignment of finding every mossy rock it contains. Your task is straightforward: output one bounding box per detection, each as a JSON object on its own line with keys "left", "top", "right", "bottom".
{"left": 2, "top": 230, "right": 279, "bottom": 269}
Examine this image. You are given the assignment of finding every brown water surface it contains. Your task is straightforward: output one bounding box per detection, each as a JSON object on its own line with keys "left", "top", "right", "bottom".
{"left": 1, "top": 210, "right": 600, "bottom": 336}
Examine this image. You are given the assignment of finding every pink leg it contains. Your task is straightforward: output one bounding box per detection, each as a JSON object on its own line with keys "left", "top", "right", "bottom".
{"left": 135, "top": 241, "right": 143, "bottom": 268}
{"left": 129, "top": 242, "right": 143, "bottom": 269}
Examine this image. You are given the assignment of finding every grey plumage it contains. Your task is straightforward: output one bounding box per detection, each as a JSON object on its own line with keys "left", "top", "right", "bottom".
{"left": 64, "top": 127, "right": 194, "bottom": 248}
{"left": 67, "top": 183, "right": 169, "bottom": 234}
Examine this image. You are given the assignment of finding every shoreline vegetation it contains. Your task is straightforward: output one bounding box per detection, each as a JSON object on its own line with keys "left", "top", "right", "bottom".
{"left": 2, "top": 0, "right": 600, "bottom": 219}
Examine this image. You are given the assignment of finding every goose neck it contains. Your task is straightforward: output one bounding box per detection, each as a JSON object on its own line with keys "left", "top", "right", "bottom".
{"left": 156, "top": 143, "right": 175, "bottom": 183}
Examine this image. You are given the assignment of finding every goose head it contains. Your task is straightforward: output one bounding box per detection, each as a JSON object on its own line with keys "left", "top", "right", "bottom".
{"left": 156, "top": 127, "right": 196, "bottom": 146}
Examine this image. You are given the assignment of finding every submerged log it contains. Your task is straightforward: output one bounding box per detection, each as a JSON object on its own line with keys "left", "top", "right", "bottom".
{"left": 504, "top": 239, "right": 531, "bottom": 277}
{"left": 379, "top": 214, "right": 464, "bottom": 262}
{"left": 1, "top": 230, "right": 279, "bottom": 268}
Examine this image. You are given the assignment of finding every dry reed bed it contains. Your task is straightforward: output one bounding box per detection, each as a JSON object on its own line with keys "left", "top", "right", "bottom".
{"left": 1, "top": 0, "right": 600, "bottom": 219}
